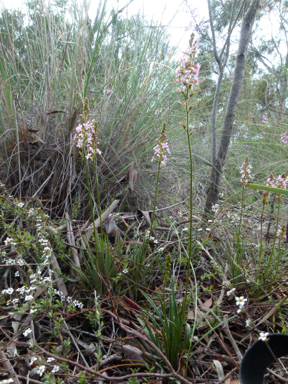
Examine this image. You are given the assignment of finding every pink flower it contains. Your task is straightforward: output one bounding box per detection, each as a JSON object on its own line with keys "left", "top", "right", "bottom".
{"left": 262, "top": 113, "right": 268, "bottom": 123}
{"left": 74, "top": 119, "right": 101, "bottom": 160}
{"left": 240, "top": 157, "right": 253, "bottom": 185}
{"left": 280, "top": 132, "right": 288, "bottom": 145}
{"left": 276, "top": 173, "right": 288, "bottom": 190}
{"left": 151, "top": 124, "right": 170, "bottom": 167}
{"left": 180, "top": 58, "right": 186, "bottom": 67}
{"left": 77, "top": 139, "right": 83, "bottom": 147}
{"left": 266, "top": 173, "right": 275, "bottom": 187}
{"left": 276, "top": 224, "right": 286, "bottom": 240}
{"left": 174, "top": 40, "right": 201, "bottom": 90}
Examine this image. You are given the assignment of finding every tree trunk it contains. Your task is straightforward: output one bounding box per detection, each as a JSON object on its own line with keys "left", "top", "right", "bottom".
{"left": 204, "top": 0, "right": 260, "bottom": 217}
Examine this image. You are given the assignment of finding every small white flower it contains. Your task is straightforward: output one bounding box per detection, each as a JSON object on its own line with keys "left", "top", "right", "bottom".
{"left": 235, "top": 296, "right": 247, "bottom": 308}
{"left": 28, "top": 208, "right": 36, "bottom": 216}
{"left": 12, "top": 298, "right": 19, "bottom": 305}
{"left": 36, "top": 365, "right": 46, "bottom": 377}
{"left": 245, "top": 319, "right": 253, "bottom": 328}
{"left": 47, "top": 357, "right": 55, "bottom": 363}
{"left": 15, "top": 271, "right": 20, "bottom": 277}
{"left": 17, "top": 258, "right": 25, "bottom": 266}
{"left": 197, "top": 228, "right": 202, "bottom": 232}
{"left": 5, "top": 259, "right": 16, "bottom": 265}
{"left": 38, "top": 238, "right": 48, "bottom": 245}
{"left": 51, "top": 365, "right": 60, "bottom": 373}
{"left": 183, "top": 227, "right": 188, "bottom": 231}
{"left": 227, "top": 288, "right": 236, "bottom": 297}
{"left": 208, "top": 220, "right": 213, "bottom": 223}
{"left": 4, "top": 237, "right": 15, "bottom": 246}
{"left": 30, "top": 308, "right": 37, "bottom": 314}
{"left": 237, "top": 308, "right": 242, "bottom": 314}
{"left": 212, "top": 204, "right": 219, "bottom": 212}
{"left": 259, "top": 332, "right": 269, "bottom": 341}
{"left": 122, "top": 268, "right": 128, "bottom": 274}
{"left": 206, "top": 228, "right": 211, "bottom": 232}
{"left": 23, "top": 328, "right": 32, "bottom": 337}
{"left": 153, "top": 239, "right": 159, "bottom": 244}
{"left": 25, "top": 295, "right": 34, "bottom": 302}
{"left": 158, "top": 247, "right": 165, "bottom": 252}
{"left": 29, "top": 356, "right": 38, "bottom": 366}
{"left": 43, "top": 247, "right": 51, "bottom": 254}
{"left": 17, "top": 202, "right": 24, "bottom": 207}
{"left": 2, "top": 288, "right": 14, "bottom": 295}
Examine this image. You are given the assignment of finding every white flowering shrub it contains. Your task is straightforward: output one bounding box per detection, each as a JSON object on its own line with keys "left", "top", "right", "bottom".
{"left": 0, "top": 182, "right": 105, "bottom": 383}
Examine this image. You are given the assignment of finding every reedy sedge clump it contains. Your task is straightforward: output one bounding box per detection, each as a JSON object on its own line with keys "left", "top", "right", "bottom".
{"left": 0, "top": 2, "right": 177, "bottom": 220}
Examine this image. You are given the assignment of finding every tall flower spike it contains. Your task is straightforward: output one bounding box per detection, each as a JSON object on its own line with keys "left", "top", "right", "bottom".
{"left": 262, "top": 113, "right": 268, "bottom": 123}
{"left": 266, "top": 173, "right": 275, "bottom": 187}
{"left": 73, "top": 99, "right": 101, "bottom": 160}
{"left": 276, "top": 224, "right": 286, "bottom": 240}
{"left": 276, "top": 173, "right": 288, "bottom": 190}
{"left": 240, "top": 157, "right": 253, "bottom": 186}
{"left": 151, "top": 123, "right": 170, "bottom": 167}
{"left": 174, "top": 35, "right": 202, "bottom": 91}
{"left": 280, "top": 132, "right": 288, "bottom": 145}
{"left": 275, "top": 172, "right": 288, "bottom": 202}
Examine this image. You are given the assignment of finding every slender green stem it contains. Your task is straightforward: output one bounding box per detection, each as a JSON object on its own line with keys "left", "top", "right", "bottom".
{"left": 265, "top": 196, "right": 281, "bottom": 273}
{"left": 162, "top": 253, "right": 171, "bottom": 339}
{"left": 181, "top": 86, "right": 193, "bottom": 325}
{"left": 258, "top": 204, "right": 265, "bottom": 265}
{"left": 237, "top": 186, "right": 245, "bottom": 243}
{"left": 274, "top": 234, "right": 282, "bottom": 280}
{"left": 92, "top": 160, "right": 104, "bottom": 248}
{"left": 185, "top": 258, "right": 197, "bottom": 375}
{"left": 234, "top": 186, "right": 245, "bottom": 275}
{"left": 143, "top": 162, "right": 161, "bottom": 258}
{"left": 83, "top": 156, "right": 99, "bottom": 260}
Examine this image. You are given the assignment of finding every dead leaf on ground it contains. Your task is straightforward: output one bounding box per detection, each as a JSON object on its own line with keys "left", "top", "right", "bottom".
{"left": 128, "top": 162, "right": 137, "bottom": 191}
{"left": 137, "top": 209, "right": 152, "bottom": 226}
{"left": 256, "top": 295, "right": 287, "bottom": 326}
